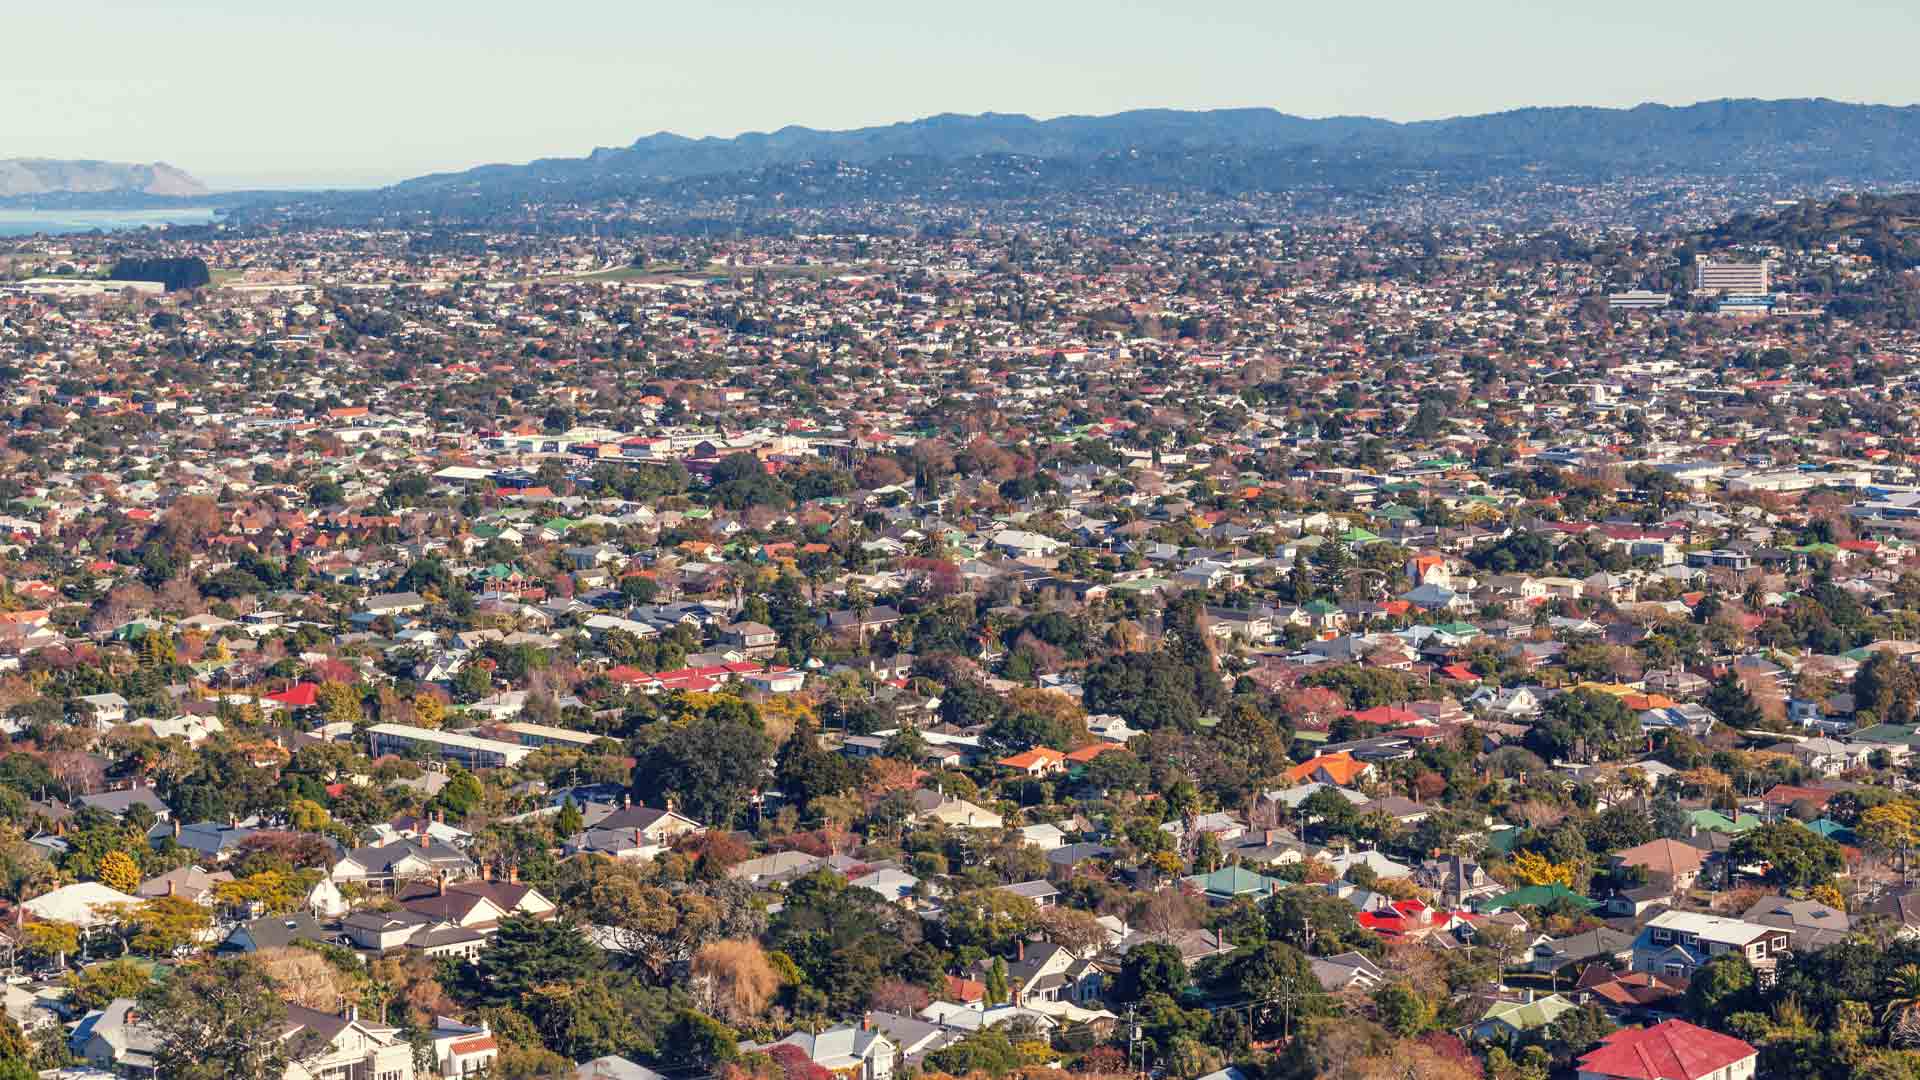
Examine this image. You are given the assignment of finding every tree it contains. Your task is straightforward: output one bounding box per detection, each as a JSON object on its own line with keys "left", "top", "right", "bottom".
{"left": 661, "top": 1008, "right": 739, "bottom": 1071}
{"left": 1116, "top": 942, "right": 1188, "bottom": 1003}
{"left": 1203, "top": 942, "right": 1325, "bottom": 1033}
{"left": 140, "top": 956, "right": 318, "bottom": 1080}
{"left": 1687, "top": 953, "right": 1756, "bottom": 1020}
{"left": 1705, "top": 674, "right": 1767, "bottom": 730}
{"left": 1857, "top": 652, "right": 1920, "bottom": 726}
{"left": 95, "top": 850, "right": 141, "bottom": 893}
{"left": 316, "top": 681, "right": 362, "bottom": 727}
{"left": 631, "top": 713, "right": 772, "bottom": 826}
{"left": 412, "top": 692, "right": 446, "bottom": 729}
{"left": 984, "top": 956, "right": 1009, "bottom": 1006}
{"left": 1510, "top": 850, "right": 1578, "bottom": 888}
{"left": 1372, "top": 982, "right": 1433, "bottom": 1036}
{"left": 466, "top": 916, "right": 604, "bottom": 1006}
{"left": 940, "top": 890, "right": 1039, "bottom": 953}
{"left": 21, "top": 921, "right": 78, "bottom": 970}
{"left": 690, "top": 939, "right": 779, "bottom": 1026}
{"left": 132, "top": 896, "right": 213, "bottom": 957}
{"left": 256, "top": 946, "right": 350, "bottom": 1010}
{"left": 1858, "top": 801, "right": 1920, "bottom": 874}
{"left": 68, "top": 958, "right": 151, "bottom": 1011}
{"left": 554, "top": 797, "right": 585, "bottom": 839}
{"left": 1525, "top": 688, "right": 1642, "bottom": 763}
{"left": 1730, "top": 821, "right": 1845, "bottom": 889}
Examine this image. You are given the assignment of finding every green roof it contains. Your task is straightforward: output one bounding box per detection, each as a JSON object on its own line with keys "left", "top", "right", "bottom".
{"left": 1185, "top": 865, "right": 1284, "bottom": 898}
{"left": 1478, "top": 884, "right": 1595, "bottom": 912}
{"left": 1807, "top": 818, "right": 1855, "bottom": 842}
{"left": 1480, "top": 994, "right": 1576, "bottom": 1032}
{"left": 1687, "top": 809, "right": 1762, "bottom": 834}
{"left": 1852, "top": 724, "right": 1920, "bottom": 747}
{"left": 1339, "top": 527, "right": 1380, "bottom": 543}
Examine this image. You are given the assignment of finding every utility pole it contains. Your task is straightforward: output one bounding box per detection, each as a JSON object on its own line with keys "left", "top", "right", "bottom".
{"left": 1126, "top": 1004, "right": 1142, "bottom": 1079}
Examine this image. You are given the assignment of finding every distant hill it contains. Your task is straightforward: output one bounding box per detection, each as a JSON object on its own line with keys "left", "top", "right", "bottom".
{"left": 1704, "top": 191, "right": 1920, "bottom": 269}
{"left": 0, "top": 159, "right": 208, "bottom": 199}
{"left": 386, "top": 98, "right": 1920, "bottom": 202}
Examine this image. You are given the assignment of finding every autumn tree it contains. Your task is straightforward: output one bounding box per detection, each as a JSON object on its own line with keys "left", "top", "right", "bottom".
{"left": 256, "top": 946, "right": 352, "bottom": 1010}
{"left": 690, "top": 939, "right": 780, "bottom": 1025}
{"left": 95, "top": 849, "right": 141, "bottom": 894}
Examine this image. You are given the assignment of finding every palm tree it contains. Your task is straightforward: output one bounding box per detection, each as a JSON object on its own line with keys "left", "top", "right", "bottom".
{"left": 1882, "top": 963, "right": 1920, "bottom": 1025}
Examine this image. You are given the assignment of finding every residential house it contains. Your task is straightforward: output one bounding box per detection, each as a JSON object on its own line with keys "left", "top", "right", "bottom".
{"left": 1575, "top": 1019, "right": 1757, "bottom": 1080}
{"left": 747, "top": 1024, "right": 897, "bottom": 1080}
{"left": 1631, "top": 911, "right": 1792, "bottom": 981}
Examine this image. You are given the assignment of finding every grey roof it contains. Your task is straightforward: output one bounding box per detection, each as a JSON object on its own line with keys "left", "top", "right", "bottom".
{"left": 78, "top": 786, "right": 169, "bottom": 818}
{"left": 224, "top": 912, "right": 328, "bottom": 952}
{"left": 72, "top": 998, "right": 158, "bottom": 1069}
{"left": 576, "top": 1057, "right": 670, "bottom": 1080}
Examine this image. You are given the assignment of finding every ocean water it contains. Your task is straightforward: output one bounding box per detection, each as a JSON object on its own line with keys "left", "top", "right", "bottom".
{"left": 0, "top": 207, "right": 219, "bottom": 237}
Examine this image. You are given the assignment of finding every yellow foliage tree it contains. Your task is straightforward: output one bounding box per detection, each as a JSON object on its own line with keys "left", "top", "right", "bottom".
{"left": 96, "top": 850, "right": 142, "bottom": 894}
{"left": 21, "top": 921, "right": 78, "bottom": 967}
{"left": 316, "top": 681, "right": 363, "bottom": 727}
{"left": 413, "top": 692, "right": 446, "bottom": 729}
{"left": 1509, "top": 850, "right": 1577, "bottom": 888}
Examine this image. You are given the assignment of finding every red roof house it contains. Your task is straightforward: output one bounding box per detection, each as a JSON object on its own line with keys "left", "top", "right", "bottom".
{"left": 1575, "top": 1019, "right": 1757, "bottom": 1080}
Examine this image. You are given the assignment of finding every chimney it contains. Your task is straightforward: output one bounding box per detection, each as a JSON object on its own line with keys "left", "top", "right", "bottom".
{"left": 861, "top": 1014, "right": 870, "bottom": 1032}
{"left": 166, "top": 878, "right": 176, "bottom": 897}
{"left": 1016, "top": 939, "right": 1024, "bottom": 963}
{"left": 507, "top": 864, "right": 519, "bottom": 885}
{"left": 436, "top": 871, "right": 446, "bottom": 897}
{"left": 171, "top": 819, "right": 181, "bottom": 840}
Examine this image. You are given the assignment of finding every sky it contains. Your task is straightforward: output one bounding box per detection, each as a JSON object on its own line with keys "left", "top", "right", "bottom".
{"left": 9, "top": 0, "right": 1920, "bottom": 191}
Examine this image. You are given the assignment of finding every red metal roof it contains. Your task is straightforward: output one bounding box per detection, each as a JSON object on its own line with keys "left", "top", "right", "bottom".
{"left": 1576, "top": 1020, "right": 1755, "bottom": 1080}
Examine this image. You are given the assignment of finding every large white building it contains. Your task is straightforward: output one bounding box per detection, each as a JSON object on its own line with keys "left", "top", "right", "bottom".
{"left": 1694, "top": 258, "right": 1771, "bottom": 295}
{"left": 366, "top": 723, "right": 534, "bottom": 768}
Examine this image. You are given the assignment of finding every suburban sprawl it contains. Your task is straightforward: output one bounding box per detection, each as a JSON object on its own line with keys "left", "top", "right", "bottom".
{"left": 1, "top": 186, "right": 1920, "bottom": 1080}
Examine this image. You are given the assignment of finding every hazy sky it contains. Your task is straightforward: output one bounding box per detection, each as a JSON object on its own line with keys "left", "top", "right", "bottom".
{"left": 10, "top": 0, "right": 1920, "bottom": 190}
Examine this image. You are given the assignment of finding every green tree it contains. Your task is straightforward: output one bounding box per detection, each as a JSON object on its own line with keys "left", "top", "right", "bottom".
{"left": 68, "top": 959, "right": 151, "bottom": 1012}
{"left": 1687, "top": 953, "right": 1756, "bottom": 1021}
{"left": 630, "top": 714, "right": 772, "bottom": 826}
{"left": 1115, "top": 942, "right": 1188, "bottom": 1003}
{"left": 984, "top": 956, "right": 1009, "bottom": 1005}
{"left": 660, "top": 1009, "right": 738, "bottom": 1071}
{"left": 1856, "top": 652, "right": 1920, "bottom": 726}
{"left": 139, "top": 956, "right": 317, "bottom": 1080}
{"left": 1705, "top": 674, "right": 1767, "bottom": 730}
{"left": 1729, "top": 821, "right": 1845, "bottom": 889}
{"left": 1525, "top": 688, "right": 1643, "bottom": 763}
{"left": 1371, "top": 981, "right": 1432, "bottom": 1036}
{"left": 465, "top": 916, "right": 604, "bottom": 1006}
{"left": 554, "top": 797, "right": 585, "bottom": 838}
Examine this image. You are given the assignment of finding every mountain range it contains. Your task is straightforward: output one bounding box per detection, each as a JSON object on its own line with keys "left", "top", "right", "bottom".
{"left": 385, "top": 97, "right": 1920, "bottom": 203}
{"left": 0, "top": 159, "right": 208, "bottom": 200}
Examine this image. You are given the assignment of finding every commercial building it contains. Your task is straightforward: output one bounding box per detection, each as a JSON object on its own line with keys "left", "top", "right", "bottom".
{"left": 367, "top": 723, "right": 534, "bottom": 768}
{"left": 1694, "top": 258, "right": 1771, "bottom": 295}
{"left": 1606, "top": 290, "right": 1671, "bottom": 311}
